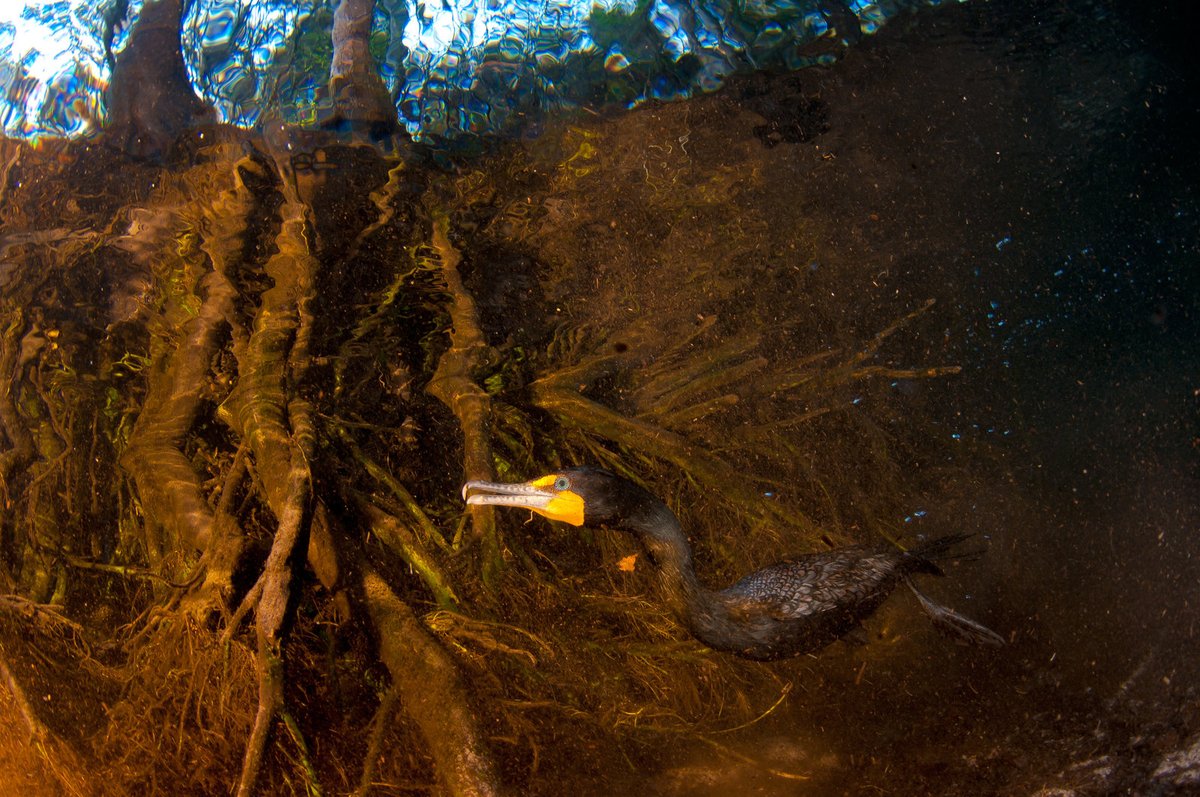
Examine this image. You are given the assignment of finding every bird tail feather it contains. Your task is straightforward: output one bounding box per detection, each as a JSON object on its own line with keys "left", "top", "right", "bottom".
{"left": 905, "top": 532, "right": 984, "bottom": 576}
{"left": 905, "top": 577, "right": 1005, "bottom": 647}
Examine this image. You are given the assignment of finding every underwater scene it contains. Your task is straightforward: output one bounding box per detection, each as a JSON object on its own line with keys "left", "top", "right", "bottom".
{"left": 0, "top": 0, "right": 1197, "bottom": 794}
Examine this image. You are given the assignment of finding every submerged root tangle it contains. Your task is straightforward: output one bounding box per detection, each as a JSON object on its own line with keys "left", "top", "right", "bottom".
{"left": 0, "top": 113, "right": 969, "bottom": 795}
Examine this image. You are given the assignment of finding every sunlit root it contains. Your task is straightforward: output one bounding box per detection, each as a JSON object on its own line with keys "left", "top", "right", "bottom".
{"left": 424, "top": 609, "right": 554, "bottom": 667}
{"left": 120, "top": 147, "right": 255, "bottom": 565}
{"left": 360, "top": 566, "right": 502, "bottom": 797}
{"left": 180, "top": 442, "right": 250, "bottom": 620}
{"left": 0, "top": 311, "right": 35, "bottom": 485}
{"left": 236, "top": 448, "right": 313, "bottom": 797}
{"left": 0, "top": 647, "right": 49, "bottom": 740}
{"left": 360, "top": 500, "right": 460, "bottom": 611}
{"left": 354, "top": 685, "right": 400, "bottom": 796}
{"left": 423, "top": 211, "right": 504, "bottom": 584}
{"left": 218, "top": 200, "right": 317, "bottom": 510}
{"left": 749, "top": 299, "right": 956, "bottom": 399}
{"left": 336, "top": 424, "right": 452, "bottom": 553}
{"left": 632, "top": 300, "right": 958, "bottom": 447}
{"left": 304, "top": 511, "right": 502, "bottom": 797}
{"left": 215, "top": 170, "right": 319, "bottom": 797}
{"left": 628, "top": 324, "right": 764, "bottom": 420}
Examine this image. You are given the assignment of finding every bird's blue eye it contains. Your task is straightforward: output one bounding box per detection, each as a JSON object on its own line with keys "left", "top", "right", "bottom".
{"left": 554, "top": 476, "right": 570, "bottom": 491}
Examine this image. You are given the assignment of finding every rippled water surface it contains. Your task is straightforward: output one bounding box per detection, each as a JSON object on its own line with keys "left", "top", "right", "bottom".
{"left": 2, "top": 0, "right": 955, "bottom": 139}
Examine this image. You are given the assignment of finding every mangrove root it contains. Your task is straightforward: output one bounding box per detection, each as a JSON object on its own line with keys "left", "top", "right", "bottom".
{"left": 424, "top": 210, "right": 505, "bottom": 584}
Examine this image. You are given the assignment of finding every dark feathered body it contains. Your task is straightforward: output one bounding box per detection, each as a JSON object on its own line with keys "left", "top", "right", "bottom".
{"left": 688, "top": 539, "right": 956, "bottom": 660}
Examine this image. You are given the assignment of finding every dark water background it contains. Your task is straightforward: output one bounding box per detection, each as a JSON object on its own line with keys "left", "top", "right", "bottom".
{"left": 619, "top": 0, "right": 1200, "bottom": 792}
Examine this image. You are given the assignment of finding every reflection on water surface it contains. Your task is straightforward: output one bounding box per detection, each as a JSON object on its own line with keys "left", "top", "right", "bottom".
{"left": 0, "top": 0, "right": 1197, "bottom": 795}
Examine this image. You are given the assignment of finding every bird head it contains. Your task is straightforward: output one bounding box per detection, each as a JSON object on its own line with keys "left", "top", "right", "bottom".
{"left": 463, "top": 466, "right": 647, "bottom": 528}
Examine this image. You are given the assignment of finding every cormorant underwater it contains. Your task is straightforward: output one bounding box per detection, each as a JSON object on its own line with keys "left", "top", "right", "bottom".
{"left": 464, "top": 466, "right": 1004, "bottom": 660}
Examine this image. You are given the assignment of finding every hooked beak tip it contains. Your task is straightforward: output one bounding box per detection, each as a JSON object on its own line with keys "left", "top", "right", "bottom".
{"left": 461, "top": 479, "right": 492, "bottom": 500}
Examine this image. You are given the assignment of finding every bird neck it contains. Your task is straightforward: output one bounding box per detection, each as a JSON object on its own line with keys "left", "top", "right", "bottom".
{"left": 622, "top": 500, "right": 710, "bottom": 624}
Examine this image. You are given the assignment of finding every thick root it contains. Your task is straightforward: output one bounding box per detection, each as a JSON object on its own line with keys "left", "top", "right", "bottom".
{"left": 308, "top": 513, "right": 502, "bottom": 797}
{"left": 424, "top": 211, "right": 504, "bottom": 584}
{"left": 360, "top": 565, "right": 502, "bottom": 796}
{"left": 214, "top": 159, "right": 320, "bottom": 796}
